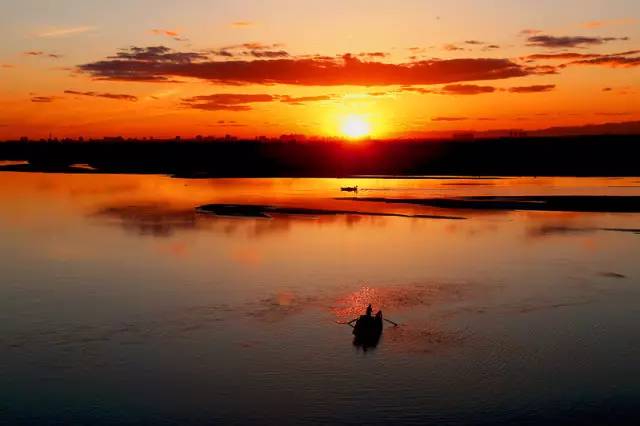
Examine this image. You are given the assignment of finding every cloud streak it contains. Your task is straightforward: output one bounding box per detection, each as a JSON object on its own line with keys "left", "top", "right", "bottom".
{"left": 182, "top": 92, "right": 338, "bottom": 110}
{"left": 31, "top": 96, "right": 57, "bottom": 103}
{"left": 403, "top": 83, "right": 555, "bottom": 95}
{"left": 24, "top": 51, "right": 62, "bottom": 59}
{"left": 432, "top": 116, "right": 468, "bottom": 121}
{"left": 508, "top": 84, "right": 556, "bottom": 93}
{"left": 581, "top": 18, "right": 639, "bottom": 29}
{"left": 78, "top": 46, "right": 530, "bottom": 86}
{"left": 525, "top": 50, "right": 640, "bottom": 68}
{"left": 182, "top": 93, "right": 275, "bottom": 111}
{"left": 231, "top": 21, "right": 254, "bottom": 28}
{"left": 204, "top": 43, "right": 290, "bottom": 59}
{"left": 440, "top": 84, "right": 495, "bottom": 95}
{"left": 279, "top": 94, "right": 335, "bottom": 104}
{"left": 151, "top": 29, "right": 187, "bottom": 42}
{"left": 526, "top": 34, "right": 629, "bottom": 48}
{"left": 37, "top": 26, "right": 96, "bottom": 38}
{"left": 64, "top": 90, "right": 138, "bottom": 101}
{"left": 569, "top": 56, "right": 640, "bottom": 67}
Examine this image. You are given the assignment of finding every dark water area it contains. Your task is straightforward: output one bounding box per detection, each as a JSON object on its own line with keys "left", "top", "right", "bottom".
{"left": 1, "top": 173, "right": 640, "bottom": 424}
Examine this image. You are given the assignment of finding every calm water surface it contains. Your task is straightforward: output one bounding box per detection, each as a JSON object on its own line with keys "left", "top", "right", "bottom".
{"left": 1, "top": 173, "right": 639, "bottom": 425}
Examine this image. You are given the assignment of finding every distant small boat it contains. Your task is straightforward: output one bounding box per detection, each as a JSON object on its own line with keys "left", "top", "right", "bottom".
{"left": 352, "top": 313, "right": 383, "bottom": 346}
{"left": 340, "top": 185, "right": 358, "bottom": 192}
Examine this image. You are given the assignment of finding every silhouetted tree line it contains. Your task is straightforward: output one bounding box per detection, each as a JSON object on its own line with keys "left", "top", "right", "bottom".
{"left": 0, "top": 136, "right": 638, "bottom": 177}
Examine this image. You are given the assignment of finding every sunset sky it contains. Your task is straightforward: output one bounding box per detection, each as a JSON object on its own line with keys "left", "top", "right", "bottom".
{"left": 1, "top": 0, "right": 638, "bottom": 139}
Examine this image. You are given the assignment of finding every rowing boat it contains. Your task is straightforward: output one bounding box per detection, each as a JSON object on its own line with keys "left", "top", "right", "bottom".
{"left": 352, "top": 313, "right": 383, "bottom": 347}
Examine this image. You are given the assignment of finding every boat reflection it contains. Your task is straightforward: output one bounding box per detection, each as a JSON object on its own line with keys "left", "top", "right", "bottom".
{"left": 353, "top": 331, "right": 381, "bottom": 351}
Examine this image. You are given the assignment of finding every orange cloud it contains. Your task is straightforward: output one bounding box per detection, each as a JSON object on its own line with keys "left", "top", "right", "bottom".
{"left": 582, "top": 18, "right": 639, "bottom": 29}
{"left": 550, "top": 50, "right": 640, "bottom": 68}
{"left": 443, "top": 43, "right": 466, "bottom": 51}
{"left": 151, "top": 29, "right": 179, "bottom": 37}
{"left": 568, "top": 55, "right": 640, "bottom": 68}
{"left": 403, "top": 83, "right": 557, "bottom": 96}
{"left": 24, "top": 51, "right": 62, "bottom": 59}
{"left": 79, "top": 46, "right": 530, "bottom": 86}
{"left": 526, "top": 34, "right": 629, "bottom": 48}
{"left": 36, "top": 26, "right": 96, "bottom": 38}
{"left": 231, "top": 21, "right": 254, "bottom": 28}
{"left": 151, "top": 28, "right": 187, "bottom": 41}
{"left": 432, "top": 116, "right": 468, "bottom": 121}
{"left": 525, "top": 50, "right": 640, "bottom": 64}
{"left": 182, "top": 93, "right": 275, "bottom": 111}
{"left": 507, "top": 84, "right": 556, "bottom": 93}
{"left": 440, "top": 84, "right": 495, "bottom": 95}
{"left": 279, "top": 94, "right": 335, "bottom": 104}
{"left": 64, "top": 90, "right": 138, "bottom": 101}
{"left": 181, "top": 93, "right": 337, "bottom": 110}
{"left": 525, "top": 52, "right": 602, "bottom": 60}
{"left": 358, "top": 52, "right": 389, "bottom": 58}
{"left": 31, "top": 96, "right": 58, "bottom": 103}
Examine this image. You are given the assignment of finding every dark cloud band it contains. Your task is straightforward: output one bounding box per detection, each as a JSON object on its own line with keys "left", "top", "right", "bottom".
{"left": 78, "top": 46, "right": 530, "bottom": 86}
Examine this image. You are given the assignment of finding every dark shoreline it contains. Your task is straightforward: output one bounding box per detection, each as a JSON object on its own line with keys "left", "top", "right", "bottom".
{"left": 1, "top": 135, "right": 640, "bottom": 177}
{"left": 339, "top": 195, "right": 640, "bottom": 213}
{"left": 196, "top": 204, "right": 467, "bottom": 220}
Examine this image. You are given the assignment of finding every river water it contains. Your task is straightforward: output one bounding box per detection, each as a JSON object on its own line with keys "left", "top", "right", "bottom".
{"left": 1, "top": 173, "right": 639, "bottom": 424}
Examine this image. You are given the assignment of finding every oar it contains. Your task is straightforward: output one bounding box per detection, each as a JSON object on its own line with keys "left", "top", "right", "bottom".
{"left": 336, "top": 318, "right": 358, "bottom": 327}
{"left": 383, "top": 318, "right": 399, "bottom": 327}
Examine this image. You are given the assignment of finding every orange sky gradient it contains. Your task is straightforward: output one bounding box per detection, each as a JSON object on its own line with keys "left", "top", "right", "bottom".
{"left": 0, "top": 0, "right": 638, "bottom": 139}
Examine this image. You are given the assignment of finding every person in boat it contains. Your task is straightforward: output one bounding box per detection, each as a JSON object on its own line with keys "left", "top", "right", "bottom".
{"left": 347, "top": 304, "right": 375, "bottom": 326}
{"left": 375, "top": 310, "right": 382, "bottom": 320}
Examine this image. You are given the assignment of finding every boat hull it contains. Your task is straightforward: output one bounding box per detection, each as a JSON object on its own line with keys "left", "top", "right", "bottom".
{"left": 352, "top": 315, "right": 383, "bottom": 348}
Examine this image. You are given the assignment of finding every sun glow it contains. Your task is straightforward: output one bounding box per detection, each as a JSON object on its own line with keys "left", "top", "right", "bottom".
{"left": 340, "top": 114, "right": 371, "bottom": 139}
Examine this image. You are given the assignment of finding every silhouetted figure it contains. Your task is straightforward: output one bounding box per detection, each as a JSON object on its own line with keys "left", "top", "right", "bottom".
{"left": 375, "top": 310, "right": 382, "bottom": 320}
{"left": 366, "top": 304, "right": 372, "bottom": 317}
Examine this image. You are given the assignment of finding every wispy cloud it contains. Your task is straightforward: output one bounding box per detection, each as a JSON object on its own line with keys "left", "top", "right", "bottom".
{"left": 23, "top": 51, "right": 62, "bottom": 59}
{"left": 403, "top": 84, "right": 556, "bottom": 96}
{"left": 78, "top": 46, "right": 529, "bottom": 86}
{"left": 64, "top": 90, "right": 138, "bottom": 102}
{"left": 440, "top": 84, "right": 495, "bottom": 95}
{"left": 151, "top": 29, "right": 187, "bottom": 42}
{"left": 432, "top": 116, "right": 468, "bottom": 121}
{"left": 231, "top": 21, "right": 254, "bottom": 28}
{"left": 278, "top": 94, "right": 335, "bottom": 105}
{"left": 31, "top": 96, "right": 58, "bottom": 103}
{"left": 526, "top": 34, "right": 629, "bottom": 48}
{"left": 594, "top": 112, "right": 633, "bottom": 116}
{"left": 357, "top": 52, "right": 389, "bottom": 59}
{"left": 182, "top": 93, "right": 275, "bottom": 111}
{"left": 581, "top": 18, "right": 639, "bottom": 29}
{"left": 524, "top": 50, "right": 640, "bottom": 69}
{"left": 568, "top": 55, "right": 640, "bottom": 68}
{"left": 443, "top": 43, "right": 466, "bottom": 51}
{"left": 37, "top": 26, "right": 96, "bottom": 38}
{"left": 520, "top": 29, "right": 543, "bottom": 36}
{"left": 208, "top": 42, "right": 288, "bottom": 58}
{"left": 525, "top": 52, "right": 602, "bottom": 60}
{"left": 181, "top": 92, "right": 337, "bottom": 110}
{"left": 507, "top": 84, "right": 556, "bottom": 93}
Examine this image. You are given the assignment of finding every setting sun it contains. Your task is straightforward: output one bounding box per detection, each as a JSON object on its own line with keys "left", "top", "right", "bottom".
{"left": 341, "top": 114, "right": 371, "bottom": 139}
